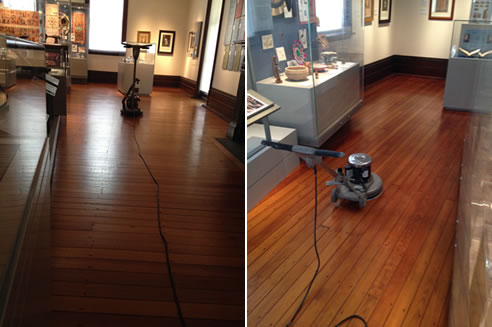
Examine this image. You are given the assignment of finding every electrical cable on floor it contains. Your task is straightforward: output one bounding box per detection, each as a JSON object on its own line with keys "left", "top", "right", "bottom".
{"left": 285, "top": 165, "right": 368, "bottom": 327}
{"left": 132, "top": 121, "right": 187, "bottom": 327}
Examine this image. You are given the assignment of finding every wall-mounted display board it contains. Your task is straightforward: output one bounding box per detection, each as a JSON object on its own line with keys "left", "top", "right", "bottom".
{"left": 0, "top": 8, "right": 41, "bottom": 42}
{"left": 222, "top": 0, "right": 245, "bottom": 72}
{"left": 470, "top": 0, "right": 492, "bottom": 21}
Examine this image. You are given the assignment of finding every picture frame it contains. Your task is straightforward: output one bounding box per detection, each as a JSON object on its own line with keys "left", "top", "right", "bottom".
{"left": 364, "top": 0, "right": 374, "bottom": 24}
{"left": 192, "top": 22, "right": 203, "bottom": 59}
{"left": 298, "top": 0, "right": 317, "bottom": 25}
{"left": 137, "top": 31, "right": 151, "bottom": 44}
{"left": 379, "top": 0, "right": 391, "bottom": 24}
{"left": 158, "top": 30, "right": 176, "bottom": 55}
{"left": 187, "top": 31, "right": 195, "bottom": 53}
{"left": 429, "top": 0, "right": 455, "bottom": 20}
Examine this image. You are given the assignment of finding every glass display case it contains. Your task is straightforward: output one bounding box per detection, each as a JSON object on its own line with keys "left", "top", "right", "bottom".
{"left": 449, "top": 112, "right": 492, "bottom": 327}
{"left": 247, "top": 0, "right": 364, "bottom": 147}
{"left": 70, "top": 0, "right": 89, "bottom": 82}
{"left": 40, "top": 0, "right": 73, "bottom": 90}
{"left": 117, "top": 44, "right": 156, "bottom": 95}
{"left": 443, "top": 20, "right": 492, "bottom": 112}
{"left": 0, "top": 33, "right": 53, "bottom": 327}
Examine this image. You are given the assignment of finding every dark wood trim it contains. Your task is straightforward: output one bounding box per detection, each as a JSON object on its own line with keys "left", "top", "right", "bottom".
{"left": 122, "top": 0, "right": 129, "bottom": 43}
{"left": 364, "top": 55, "right": 449, "bottom": 87}
{"left": 393, "top": 55, "right": 448, "bottom": 79}
{"left": 203, "top": 87, "right": 236, "bottom": 122}
{"left": 364, "top": 56, "right": 394, "bottom": 87}
{"left": 207, "top": 0, "right": 226, "bottom": 97}
{"left": 88, "top": 70, "right": 118, "bottom": 84}
{"left": 153, "top": 75, "right": 180, "bottom": 88}
{"left": 194, "top": 0, "right": 214, "bottom": 97}
{"left": 88, "top": 50, "right": 125, "bottom": 56}
{"left": 180, "top": 77, "right": 197, "bottom": 96}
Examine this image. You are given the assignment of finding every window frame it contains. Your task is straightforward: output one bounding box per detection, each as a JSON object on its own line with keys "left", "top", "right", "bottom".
{"left": 315, "top": 0, "right": 353, "bottom": 41}
{"left": 87, "top": 0, "right": 128, "bottom": 56}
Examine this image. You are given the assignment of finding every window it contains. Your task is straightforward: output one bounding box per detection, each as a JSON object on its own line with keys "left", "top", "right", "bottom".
{"left": 89, "top": 0, "right": 126, "bottom": 54}
{"left": 317, "top": 0, "right": 344, "bottom": 33}
{"left": 316, "top": 0, "right": 352, "bottom": 39}
{"left": 2, "top": 0, "right": 36, "bottom": 11}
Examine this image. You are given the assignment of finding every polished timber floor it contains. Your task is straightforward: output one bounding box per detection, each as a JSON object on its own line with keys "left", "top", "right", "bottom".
{"left": 247, "top": 75, "right": 470, "bottom": 326}
{"left": 50, "top": 84, "right": 244, "bottom": 326}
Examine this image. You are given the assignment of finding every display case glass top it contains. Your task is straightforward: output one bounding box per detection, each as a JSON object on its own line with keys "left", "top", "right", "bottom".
{"left": 450, "top": 20, "right": 492, "bottom": 60}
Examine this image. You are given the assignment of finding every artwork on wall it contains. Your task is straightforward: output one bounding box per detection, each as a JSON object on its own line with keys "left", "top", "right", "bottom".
{"left": 429, "top": 0, "right": 455, "bottom": 20}
{"left": 45, "top": 3, "right": 59, "bottom": 39}
{"left": 298, "top": 0, "right": 316, "bottom": 24}
{"left": 364, "top": 0, "right": 374, "bottom": 24}
{"left": 72, "top": 11, "right": 86, "bottom": 44}
{"left": 0, "top": 8, "right": 41, "bottom": 42}
{"left": 192, "top": 21, "right": 202, "bottom": 59}
{"left": 470, "top": 0, "right": 491, "bottom": 20}
{"left": 187, "top": 32, "right": 195, "bottom": 56}
{"left": 379, "top": 0, "right": 391, "bottom": 24}
{"left": 158, "top": 30, "right": 175, "bottom": 55}
{"left": 137, "top": 31, "right": 151, "bottom": 43}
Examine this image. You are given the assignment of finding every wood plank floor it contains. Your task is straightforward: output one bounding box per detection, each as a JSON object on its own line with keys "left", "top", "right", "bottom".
{"left": 247, "top": 75, "right": 469, "bottom": 326}
{"left": 51, "top": 84, "right": 244, "bottom": 326}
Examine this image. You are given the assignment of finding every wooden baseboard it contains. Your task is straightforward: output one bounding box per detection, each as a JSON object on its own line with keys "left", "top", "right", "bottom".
{"left": 204, "top": 88, "right": 236, "bottom": 123}
{"left": 154, "top": 75, "right": 180, "bottom": 88}
{"left": 364, "top": 55, "right": 448, "bottom": 86}
{"left": 180, "top": 77, "right": 197, "bottom": 96}
{"left": 393, "top": 55, "right": 448, "bottom": 78}
{"left": 88, "top": 70, "right": 117, "bottom": 84}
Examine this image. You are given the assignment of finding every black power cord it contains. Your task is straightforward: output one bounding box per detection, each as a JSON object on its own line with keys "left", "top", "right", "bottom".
{"left": 285, "top": 166, "right": 368, "bottom": 327}
{"left": 132, "top": 122, "right": 187, "bottom": 327}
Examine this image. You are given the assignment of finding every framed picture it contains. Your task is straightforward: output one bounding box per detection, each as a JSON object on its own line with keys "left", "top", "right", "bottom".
{"left": 137, "top": 31, "right": 151, "bottom": 43}
{"left": 158, "top": 30, "right": 176, "bottom": 55}
{"left": 364, "top": 0, "right": 374, "bottom": 24}
{"left": 192, "top": 22, "right": 202, "bottom": 59}
{"left": 429, "top": 0, "right": 455, "bottom": 20}
{"left": 187, "top": 32, "right": 195, "bottom": 55}
{"left": 298, "top": 0, "right": 317, "bottom": 25}
{"left": 379, "top": 0, "right": 391, "bottom": 24}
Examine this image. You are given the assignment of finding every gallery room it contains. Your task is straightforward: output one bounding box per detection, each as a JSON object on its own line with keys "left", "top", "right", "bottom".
{"left": 0, "top": 0, "right": 244, "bottom": 326}
{"left": 246, "top": 0, "right": 490, "bottom": 326}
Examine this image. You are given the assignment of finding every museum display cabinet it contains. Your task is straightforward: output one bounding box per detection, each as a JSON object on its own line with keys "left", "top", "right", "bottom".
{"left": 70, "top": 0, "right": 89, "bottom": 82}
{"left": 0, "top": 33, "right": 58, "bottom": 327}
{"left": 443, "top": 20, "right": 492, "bottom": 112}
{"left": 42, "top": 0, "right": 73, "bottom": 90}
{"left": 449, "top": 112, "right": 492, "bottom": 327}
{"left": 247, "top": 0, "right": 364, "bottom": 147}
{"left": 118, "top": 44, "right": 156, "bottom": 95}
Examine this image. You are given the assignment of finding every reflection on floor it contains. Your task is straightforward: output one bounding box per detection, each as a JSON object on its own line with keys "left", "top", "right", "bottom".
{"left": 51, "top": 84, "right": 244, "bottom": 326}
{"left": 247, "top": 75, "right": 470, "bottom": 327}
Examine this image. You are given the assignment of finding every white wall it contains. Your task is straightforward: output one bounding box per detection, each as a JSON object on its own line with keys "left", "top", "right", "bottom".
{"left": 363, "top": 0, "right": 473, "bottom": 64}
{"left": 126, "top": 0, "right": 190, "bottom": 76}
{"left": 182, "top": 0, "right": 208, "bottom": 81}
{"left": 364, "top": 0, "right": 395, "bottom": 64}
{"left": 211, "top": 0, "right": 240, "bottom": 95}
{"left": 392, "top": 0, "right": 472, "bottom": 59}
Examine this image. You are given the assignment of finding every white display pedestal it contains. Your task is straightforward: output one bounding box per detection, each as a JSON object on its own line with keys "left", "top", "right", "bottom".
{"left": 256, "top": 62, "right": 362, "bottom": 147}
{"left": 117, "top": 62, "right": 155, "bottom": 95}
{"left": 443, "top": 57, "right": 492, "bottom": 112}
{"left": 247, "top": 124, "right": 299, "bottom": 211}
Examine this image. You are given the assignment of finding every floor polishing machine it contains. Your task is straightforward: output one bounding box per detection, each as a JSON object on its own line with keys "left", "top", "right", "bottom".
{"left": 120, "top": 42, "right": 152, "bottom": 117}
{"left": 262, "top": 140, "right": 383, "bottom": 208}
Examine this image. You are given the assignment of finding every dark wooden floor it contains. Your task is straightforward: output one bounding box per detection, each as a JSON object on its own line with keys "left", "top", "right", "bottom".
{"left": 247, "top": 75, "right": 469, "bottom": 326}
{"left": 51, "top": 84, "right": 244, "bottom": 326}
